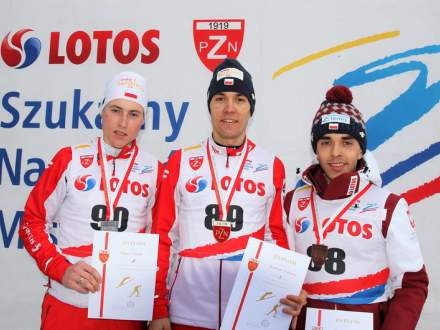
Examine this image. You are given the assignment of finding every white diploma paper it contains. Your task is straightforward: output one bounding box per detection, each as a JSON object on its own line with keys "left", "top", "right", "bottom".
{"left": 221, "top": 237, "right": 310, "bottom": 330}
{"left": 305, "top": 307, "right": 373, "bottom": 330}
{"left": 88, "top": 231, "right": 158, "bottom": 321}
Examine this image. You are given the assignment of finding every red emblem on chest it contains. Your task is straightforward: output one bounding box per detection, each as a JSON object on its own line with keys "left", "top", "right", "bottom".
{"left": 189, "top": 156, "right": 204, "bottom": 170}
{"left": 80, "top": 154, "right": 94, "bottom": 168}
{"left": 297, "top": 197, "right": 310, "bottom": 211}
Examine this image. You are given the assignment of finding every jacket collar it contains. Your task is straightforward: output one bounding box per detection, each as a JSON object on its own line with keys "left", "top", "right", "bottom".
{"left": 302, "top": 159, "right": 367, "bottom": 200}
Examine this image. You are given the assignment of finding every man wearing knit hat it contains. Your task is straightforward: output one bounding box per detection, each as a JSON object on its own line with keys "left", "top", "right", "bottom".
{"left": 20, "top": 71, "right": 163, "bottom": 329}
{"left": 284, "top": 85, "right": 429, "bottom": 330}
{"left": 150, "top": 58, "right": 306, "bottom": 330}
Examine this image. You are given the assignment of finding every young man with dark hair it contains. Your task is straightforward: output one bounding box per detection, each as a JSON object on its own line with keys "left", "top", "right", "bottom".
{"left": 285, "top": 85, "right": 429, "bottom": 330}
{"left": 150, "top": 59, "right": 305, "bottom": 330}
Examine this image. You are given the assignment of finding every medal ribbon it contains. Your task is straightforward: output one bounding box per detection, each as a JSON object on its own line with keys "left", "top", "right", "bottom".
{"left": 206, "top": 138, "right": 250, "bottom": 221}
{"left": 97, "top": 137, "right": 138, "bottom": 222}
{"left": 310, "top": 181, "right": 372, "bottom": 244}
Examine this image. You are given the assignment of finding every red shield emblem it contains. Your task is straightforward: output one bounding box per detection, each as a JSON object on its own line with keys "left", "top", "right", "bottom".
{"left": 297, "top": 197, "right": 310, "bottom": 211}
{"left": 80, "top": 154, "right": 94, "bottom": 168}
{"left": 247, "top": 258, "right": 259, "bottom": 272}
{"left": 193, "top": 19, "right": 245, "bottom": 71}
{"left": 212, "top": 220, "right": 231, "bottom": 242}
{"left": 189, "top": 156, "right": 204, "bottom": 171}
{"left": 99, "top": 250, "right": 109, "bottom": 263}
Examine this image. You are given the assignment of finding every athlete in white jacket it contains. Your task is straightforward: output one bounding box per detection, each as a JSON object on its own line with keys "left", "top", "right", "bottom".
{"left": 284, "top": 85, "right": 428, "bottom": 330}
{"left": 150, "top": 59, "right": 306, "bottom": 330}
{"left": 20, "top": 71, "right": 162, "bottom": 330}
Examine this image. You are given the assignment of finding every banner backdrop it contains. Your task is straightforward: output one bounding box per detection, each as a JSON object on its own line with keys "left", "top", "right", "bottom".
{"left": 1, "top": 1, "right": 438, "bottom": 329}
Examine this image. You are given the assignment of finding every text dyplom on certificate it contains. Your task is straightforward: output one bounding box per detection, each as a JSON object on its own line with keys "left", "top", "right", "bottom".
{"left": 88, "top": 231, "right": 159, "bottom": 321}
{"left": 221, "top": 237, "right": 310, "bottom": 330}
{"left": 305, "top": 307, "right": 373, "bottom": 330}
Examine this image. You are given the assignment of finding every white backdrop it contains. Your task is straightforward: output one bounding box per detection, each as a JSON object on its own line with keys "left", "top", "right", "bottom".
{"left": 1, "top": 1, "right": 439, "bottom": 329}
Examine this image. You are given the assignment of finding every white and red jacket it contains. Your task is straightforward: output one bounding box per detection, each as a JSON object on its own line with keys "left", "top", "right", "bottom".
{"left": 284, "top": 154, "right": 428, "bottom": 330}
{"left": 19, "top": 137, "right": 162, "bottom": 308}
{"left": 152, "top": 137, "right": 289, "bottom": 329}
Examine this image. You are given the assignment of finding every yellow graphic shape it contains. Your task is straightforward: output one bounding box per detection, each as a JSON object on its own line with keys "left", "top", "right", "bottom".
{"left": 74, "top": 144, "right": 91, "bottom": 149}
{"left": 130, "top": 284, "right": 142, "bottom": 298}
{"left": 272, "top": 31, "right": 400, "bottom": 79}
{"left": 257, "top": 291, "right": 275, "bottom": 301}
{"left": 184, "top": 144, "right": 202, "bottom": 151}
{"left": 116, "top": 276, "right": 133, "bottom": 288}
{"left": 266, "top": 303, "right": 282, "bottom": 318}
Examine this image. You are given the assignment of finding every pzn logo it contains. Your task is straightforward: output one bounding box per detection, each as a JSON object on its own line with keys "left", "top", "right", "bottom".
{"left": 193, "top": 19, "right": 244, "bottom": 71}
{"left": 1, "top": 29, "right": 41, "bottom": 69}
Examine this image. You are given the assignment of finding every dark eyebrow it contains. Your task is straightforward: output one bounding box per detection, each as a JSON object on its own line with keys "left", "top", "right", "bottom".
{"left": 108, "top": 105, "right": 122, "bottom": 110}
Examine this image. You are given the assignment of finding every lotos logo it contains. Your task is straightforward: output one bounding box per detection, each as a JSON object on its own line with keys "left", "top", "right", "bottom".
{"left": 322, "top": 218, "right": 372, "bottom": 239}
{"left": 186, "top": 176, "right": 208, "bottom": 193}
{"left": 193, "top": 19, "right": 245, "bottom": 71}
{"left": 1, "top": 29, "right": 160, "bottom": 68}
{"left": 295, "top": 216, "right": 311, "bottom": 233}
{"left": 74, "top": 174, "right": 96, "bottom": 191}
{"left": 217, "top": 176, "right": 266, "bottom": 196}
{"left": 49, "top": 29, "right": 159, "bottom": 65}
{"left": 1, "top": 29, "right": 41, "bottom": 68}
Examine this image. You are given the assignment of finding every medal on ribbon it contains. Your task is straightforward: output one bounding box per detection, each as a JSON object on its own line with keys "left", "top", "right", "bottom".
{"left": 212, "top": 220, "right": 232, "bottom": 242}
{"left": 206, "top": 138, "right": 250, "bottom": 242}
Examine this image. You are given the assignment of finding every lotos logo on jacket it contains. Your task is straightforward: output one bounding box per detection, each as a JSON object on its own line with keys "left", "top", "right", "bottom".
{"left": 295, "top": 216, "right": 311, "bottom": 233}
{"left": 74, "top": 175, "right": 96, "bottom": 191}
{"left": 185, "top": 176, "right": 208, "bottom": 193}
{"left": 193, "top": 19, "right": 245, "bottom": 71}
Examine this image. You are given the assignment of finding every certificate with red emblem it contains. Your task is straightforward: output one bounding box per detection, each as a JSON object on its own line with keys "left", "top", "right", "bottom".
{"left": 88, "top": 232, "right": 159, "bottom": 320}
{"left": 305, "top": 307, "right": 373, "bottom": 330}
{"left": 221, "top": 237, "right": 310, "bottom": 330}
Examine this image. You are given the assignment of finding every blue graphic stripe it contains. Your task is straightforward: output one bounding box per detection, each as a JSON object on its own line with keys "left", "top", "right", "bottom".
{"left": 335, "top": 44, "right": 440, "bottom": 151}
{"left": 223, "top": 254, "right": 243, "bottom": 261}
{"left": 294, "top": 179, "right": 307, "bottom": 189}
{"left": 322, "top": 284, "right": 385, "bottom": 305}
{"left": 382, "top": 141, "right": 440, "bottom": 186}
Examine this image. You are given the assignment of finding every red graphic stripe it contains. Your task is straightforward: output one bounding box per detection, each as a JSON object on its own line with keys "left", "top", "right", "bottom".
{"left": 99, "top": 232, "right": 110, "bottom": 318}
{"left": 179, "top": 227, "right": 265, "bottom": 258}
{"left": 124, "top": 92, "right": 138, "bottom": 99}
{"left": 232, "top": 241, "right": 263, "bottom": 329}
{"left": 318, "top": 309, "right": 322, "bottom": 326}
{"left": 97, "top": 139, "right": 112, "bottom": 220}
{"left": 61, "top": 244, "right": 93, "bottom": 257}
{"left": 303, "top": 268, "right": 389, "bottom": 295}
{"left": 402, "top": 176, "right": 440, "bottom": 205}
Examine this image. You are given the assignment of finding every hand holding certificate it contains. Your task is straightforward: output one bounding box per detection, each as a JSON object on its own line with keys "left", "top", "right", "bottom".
{"left": 88, "top": 231, "right": 159, "bottom": 321}
{"left": 221, "top": 237, "right": 310, "bottom": 330}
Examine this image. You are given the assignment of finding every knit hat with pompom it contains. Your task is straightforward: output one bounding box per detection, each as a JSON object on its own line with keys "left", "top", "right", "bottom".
{"left": 311, "top": 85, "right": 367, "bottom": 154}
